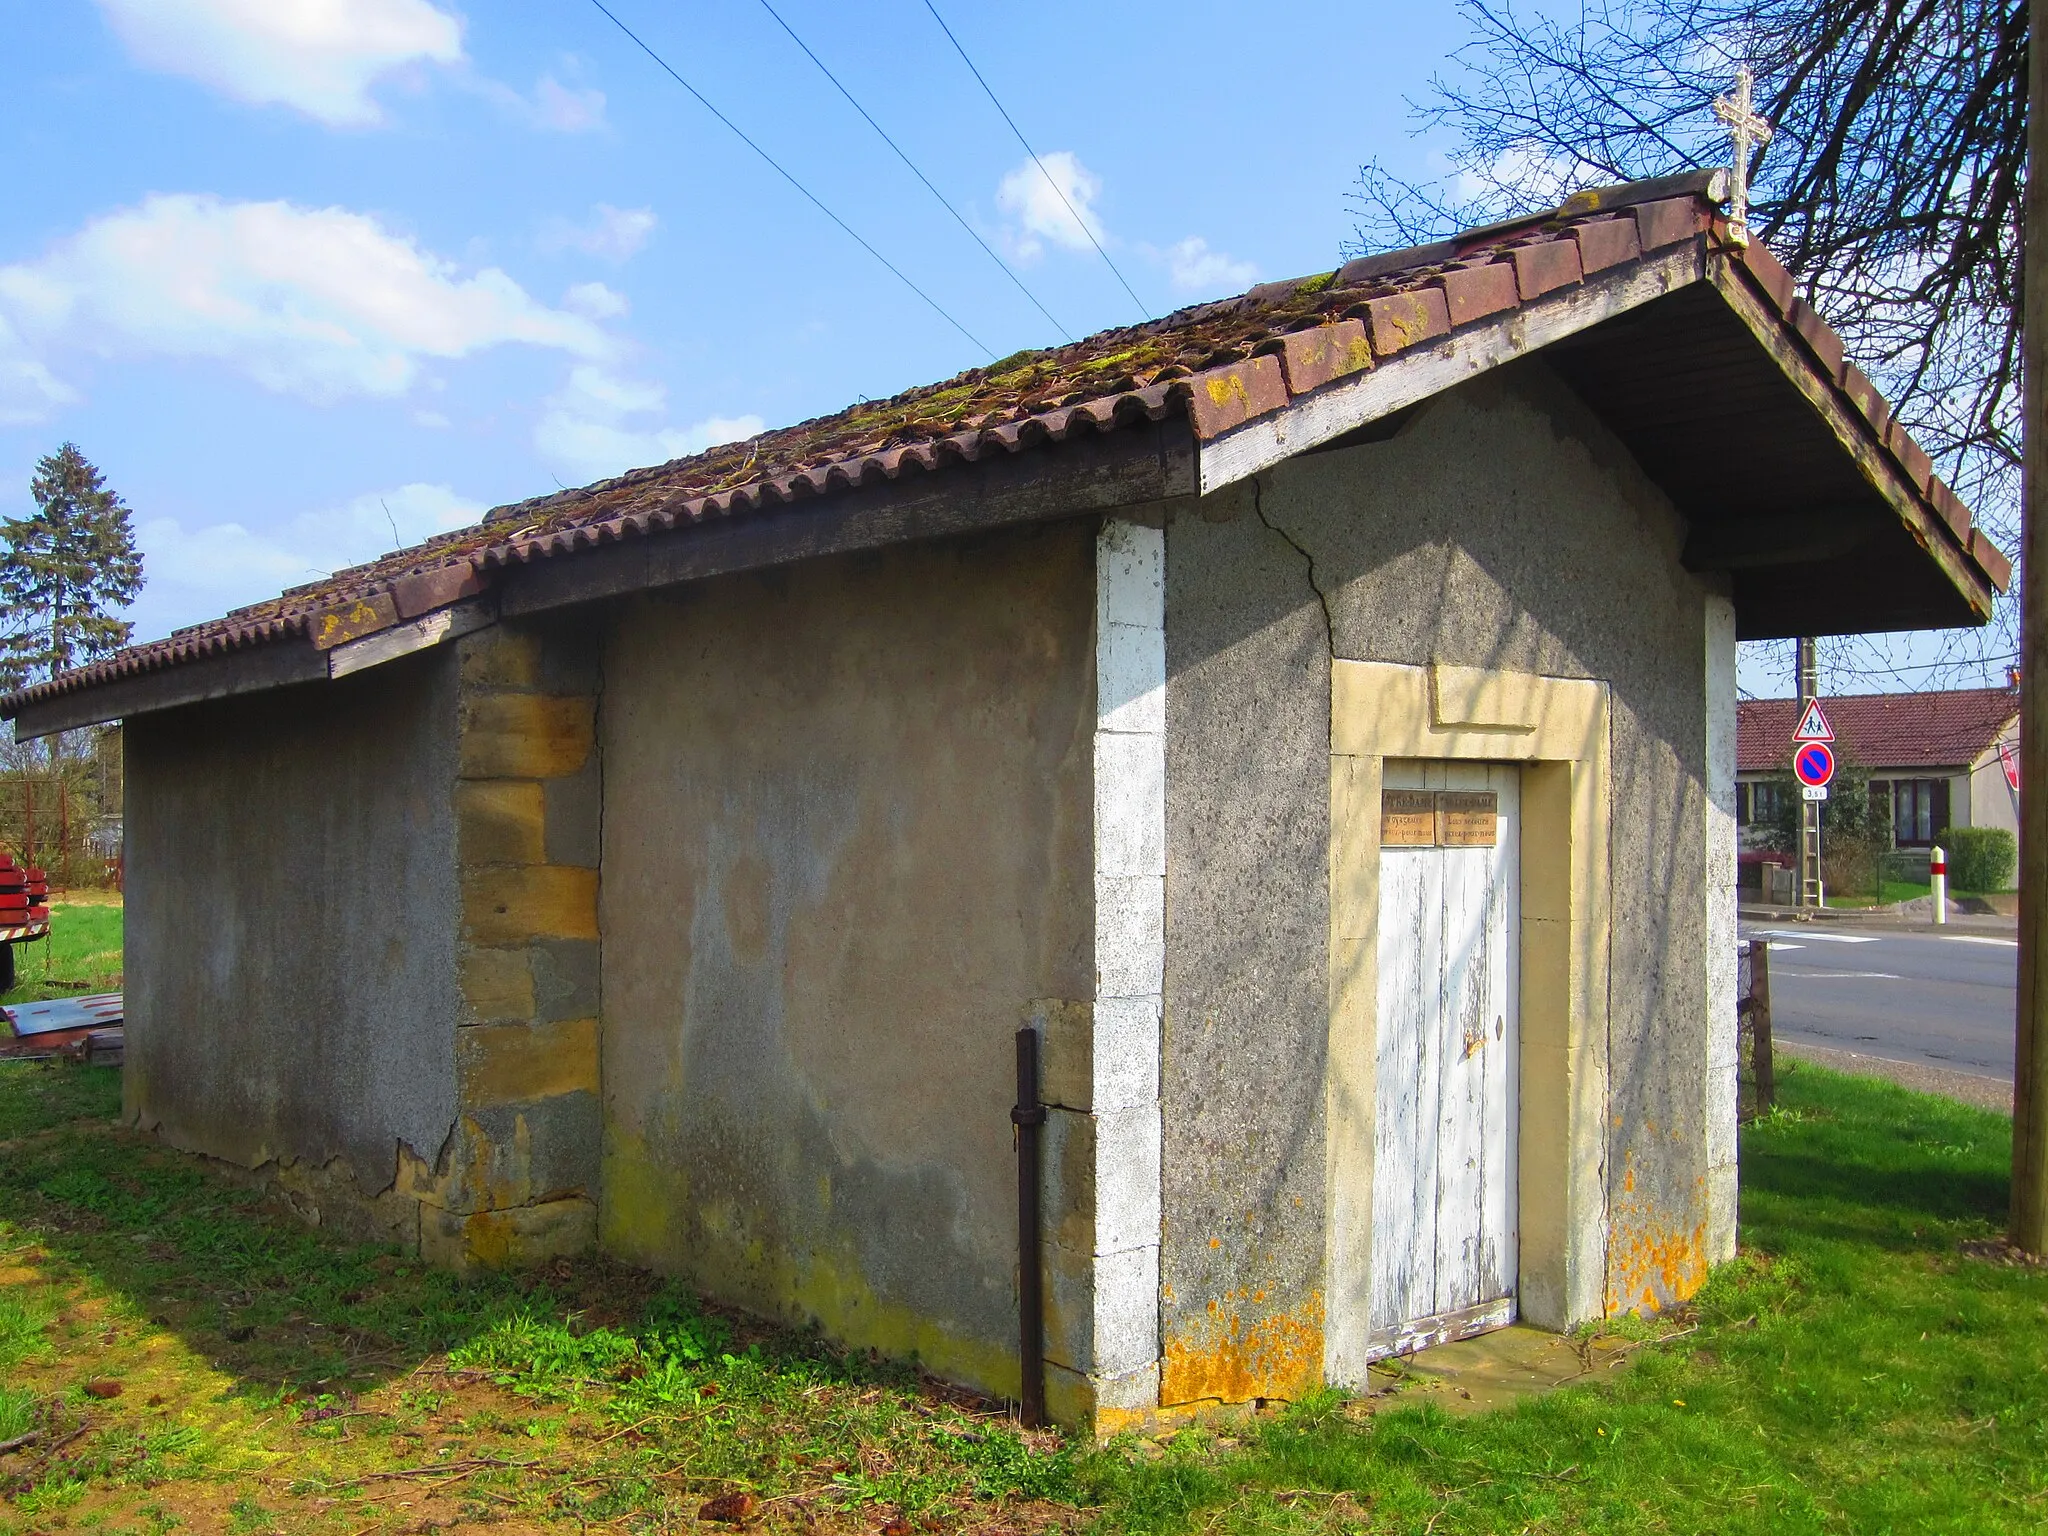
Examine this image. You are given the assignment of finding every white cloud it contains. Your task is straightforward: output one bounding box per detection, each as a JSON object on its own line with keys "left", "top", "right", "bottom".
{"left": 1160, "top": 237, "right": 1258, "bottom": 298}
{"left": 996, "top": 151, "right": 1105, "bottom": 261}
{"left": 564, "top": 281, "right": 629, "bottom": 320}
{"left": 0, "top": 314, "right": 78, "bottom": 426}
{"left": 539, "top": 204, "right": 658, "bottom": 263}
{"left": 94, "top": 0, "right": 464, "bottom": 127}
{"left": 0, "top": 193, "right": 613, "bottom": 413}
{"left": 134, "top": 482, "right": 484, "bottom": 634}
{"left": 536, "top": 365, "right": 763, "bottom": 484}
{"left": 534, "top": 74, "right": 606, "bottom": 132}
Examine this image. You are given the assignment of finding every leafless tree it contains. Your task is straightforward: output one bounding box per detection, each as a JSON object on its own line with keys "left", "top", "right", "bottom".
{"left": 1350, "top": 0, "right": 2024, "bottom": 692}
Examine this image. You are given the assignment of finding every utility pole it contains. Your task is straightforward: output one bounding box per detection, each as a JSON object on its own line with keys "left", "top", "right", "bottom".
{"left": 2013, "top": 0, "right": 2048, "bottom": 1252}
{"left": 1797, "top": 637, "right": 1822, "bottom": 907}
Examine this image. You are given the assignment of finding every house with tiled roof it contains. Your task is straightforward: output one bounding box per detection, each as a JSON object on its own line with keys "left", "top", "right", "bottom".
{"left": 2, "top": 172, "right": 2011, "bottom": 1433}
{"left": 1737, "top": 685, "right": 2021, "bottom": 849}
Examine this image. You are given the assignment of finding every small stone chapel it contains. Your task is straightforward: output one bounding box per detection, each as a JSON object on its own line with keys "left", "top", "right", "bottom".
{"left": 3, "top": 171, "right": 2006, "bottom": 1432}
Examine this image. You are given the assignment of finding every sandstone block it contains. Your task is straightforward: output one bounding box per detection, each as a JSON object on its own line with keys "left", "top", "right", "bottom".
{"left": 463, "top": 865, "right": 599, "bottom": 944}
{"left": 456, "top": 779, "right": 547, "bottom": 866}
{"left": 459, "top": 1017, "right": 600, "bottom": 1106}
{"left": 460, "top": 693, "right": 594, "bottom": 780}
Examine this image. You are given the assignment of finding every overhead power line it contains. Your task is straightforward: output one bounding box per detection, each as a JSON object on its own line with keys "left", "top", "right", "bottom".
{"left": 584, "top": 0, "right": 994, "bottom": 359}
{"left": 920, "top": 0, "right": 1150, "bottom": 323}
{"left": 752, "top": 0, "right": 1073, "bottom": 344}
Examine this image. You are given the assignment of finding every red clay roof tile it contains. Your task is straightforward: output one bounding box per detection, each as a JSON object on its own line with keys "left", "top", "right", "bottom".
{"left": 2, "top": 171, "right": 2007, "bottom": 718}
{"left": 1275, "top": 320, "right": 1372, "bottom": 396}
{"left": 1440, "top": 262, "right": 1520, "bottom": 327}
{"left": 1738, "top": 689, "right": 2018, "bottom": 773}
{"left": 1511, "top": 236, "right": 1584, "bottom": 300}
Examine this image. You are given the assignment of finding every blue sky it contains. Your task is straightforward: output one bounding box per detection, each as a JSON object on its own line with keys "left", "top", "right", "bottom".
{"left": 0, "top": 2, "right": 1986, "bottom": 699}
{"left": 3, "top": 0, "right": 1465, "bottom": 643}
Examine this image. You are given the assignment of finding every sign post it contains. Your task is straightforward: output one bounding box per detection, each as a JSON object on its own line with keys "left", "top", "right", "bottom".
{"left": 1791, "top": 646, "right": 1830, "bottom": 906}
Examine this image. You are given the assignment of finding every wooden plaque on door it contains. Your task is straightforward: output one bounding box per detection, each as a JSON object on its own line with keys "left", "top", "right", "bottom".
{"left": 1381, "top": 789, "right": 1438, "bottom": 846}
{"left": 1437, "top": 792, "right": 1499, "bottom": 847}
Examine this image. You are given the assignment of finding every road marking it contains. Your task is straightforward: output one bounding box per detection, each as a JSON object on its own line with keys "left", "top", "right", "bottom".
{"left": 1774, "top": 970, "right": 1902, "bottom": 981}
{"left": 1937, "top": 934, "right": 2019, "bottom": 948}
{"left": 1752, "top": 929, "right": 1880, "bottom": 944}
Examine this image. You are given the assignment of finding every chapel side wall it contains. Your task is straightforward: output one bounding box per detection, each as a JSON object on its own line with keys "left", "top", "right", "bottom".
{"left": 123, "top": 653, "right": 462, "bottom": 1247}
{"left": 597, "top": 522, "right": 1097, "bottom": 1402}
{"left": 1162, "top": 361, "right": 1725, "bottom": 1403}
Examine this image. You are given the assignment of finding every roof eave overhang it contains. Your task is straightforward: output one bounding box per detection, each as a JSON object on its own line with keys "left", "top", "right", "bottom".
{"left": 1191, "top": 239, "right": 2001, "bottom": 641}
{"left": 1193, "top": 241, "right": 1706, "bottom": 493}
{"left": 9, "top": 416, "right": 1199, "bottom": 741}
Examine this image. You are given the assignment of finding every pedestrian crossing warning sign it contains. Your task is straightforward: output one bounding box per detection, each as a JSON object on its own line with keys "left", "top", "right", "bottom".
{"left": 1790, "top": 699, "right": 1833, "bottom": 743}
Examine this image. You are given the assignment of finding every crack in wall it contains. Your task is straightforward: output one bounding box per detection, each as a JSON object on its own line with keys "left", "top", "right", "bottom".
{"left": 1251, "top": 476, "right": 1336, "bottom": 657}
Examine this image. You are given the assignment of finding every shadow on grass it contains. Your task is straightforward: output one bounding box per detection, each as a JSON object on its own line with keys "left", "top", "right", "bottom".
{"left": 0, "top": 1062, "right": 856, "bottom": 1402}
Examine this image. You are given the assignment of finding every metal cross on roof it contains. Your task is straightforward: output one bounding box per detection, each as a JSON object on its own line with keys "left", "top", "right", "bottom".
{"left": 1713, "top": 64, "right": 1773, "bottom": 248}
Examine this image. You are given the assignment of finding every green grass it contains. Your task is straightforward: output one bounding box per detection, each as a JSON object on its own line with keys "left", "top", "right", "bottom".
{"left": 2, "top": 898, "right": 122, "bottom": 1006}
{"left": 0, "top": 1058, "right": 2042, "bottom": 1530}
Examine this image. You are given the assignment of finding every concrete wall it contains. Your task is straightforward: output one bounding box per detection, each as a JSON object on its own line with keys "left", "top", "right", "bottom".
{"left": 125, "top": 652, "right": 462, "bottom": 1243}
{"left": 1162, "top": 361, "right": 1726, "bottom": 1403}
{"left": 598, "top": 522, "right": 1097, "bottom": 1401}
{"left": 1967, "top": 725, "right": 2022, "bottom": 842}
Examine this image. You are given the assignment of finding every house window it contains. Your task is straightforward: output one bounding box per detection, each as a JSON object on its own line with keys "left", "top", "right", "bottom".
{"left": 1736, "top": 783, "right": 1751, "bottom": 824}
{"left": 1891, "top": 779, "right": 1950, "bottom": 846}
{"left": 1747, "top": 781, "right": 1782, "bottom": 827}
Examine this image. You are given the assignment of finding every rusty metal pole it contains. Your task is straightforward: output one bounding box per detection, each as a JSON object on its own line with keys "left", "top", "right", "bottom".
{"left": 1011, "top": 1027, "right": 1047, "bottom": 1426}
{"left": 2014, "top": 0, "right": 2048, "bottom": 1252}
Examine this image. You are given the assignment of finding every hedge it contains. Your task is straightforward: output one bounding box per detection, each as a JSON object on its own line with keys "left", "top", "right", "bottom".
{"left": 1941, "top": 825, "right": 2016, "bottom": 893}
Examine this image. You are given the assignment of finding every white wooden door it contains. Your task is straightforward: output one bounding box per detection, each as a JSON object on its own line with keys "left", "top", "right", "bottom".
{"left": 1368, "top": 761, "right": 1519, "bottom": 1357}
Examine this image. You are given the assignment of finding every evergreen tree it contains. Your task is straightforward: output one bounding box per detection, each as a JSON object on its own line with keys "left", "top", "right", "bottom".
{"left": 0, "top": 444, "right": 144, "bottom": 695}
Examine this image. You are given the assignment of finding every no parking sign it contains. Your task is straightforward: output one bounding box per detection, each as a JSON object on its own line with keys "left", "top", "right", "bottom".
{"left": 1794, "top": 740, "right": 1835, "bottom": 800}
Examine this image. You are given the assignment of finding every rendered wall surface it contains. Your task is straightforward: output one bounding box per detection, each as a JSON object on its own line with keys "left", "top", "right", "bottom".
{"left": 1163, "top": 361, "right": 1726, "bottom": 1404}
{"left": 124, "top": 653, "right": 462, "bottom": 1242}
{"left": 597, "top": 523, "right": 1096, "bottom": 1402}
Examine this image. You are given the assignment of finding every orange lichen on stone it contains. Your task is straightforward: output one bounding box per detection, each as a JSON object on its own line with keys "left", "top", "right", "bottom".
{"left": 1605, "top": 1150, "right": 1709, "bottom": 1315}
{"left": 1161, "top": 1292, "right": 1325, "bottom": 1405}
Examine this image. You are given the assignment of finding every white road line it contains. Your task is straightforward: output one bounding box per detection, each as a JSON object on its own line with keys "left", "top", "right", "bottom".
{"left": 1936, "top": 934, "right": 2019, "bottom": 948}
{"left": 1752, "top": 929, "right": 1881, "bottom": 944}
{"left": 1773, "top": 971, "right": 1902, "bottom": 981}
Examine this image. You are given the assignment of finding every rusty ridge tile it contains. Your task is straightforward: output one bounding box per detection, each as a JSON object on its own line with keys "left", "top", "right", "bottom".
{"left": 1927, "top": 477, "right": 1972, "bottom": 540}
{"left": 1972, "top": 529, "right": 2014, "bottom": 591}
{"left": 1633, "top": 196, "right": 1706, "bottom": 252}
{"left": 1440, "top": 263, "right": 1519, "bottom": 328}
{"left": 1786, "top": 298, "right": 1847, "bottom": 380}
{"left": 1275, "top": 321, "right": 1372, "bottom": 396}
{"left": 1510, "top": 237, "right": 1583, "bottom": 301}
{"left": 311, "top": 591, "right": 401, "bottom": 650}
{"left": 1838, "top": 363, "right": 1890, "bottom": 440}
{"left": 1361, "top": 289, "right": 1451, "bottom": 358}
{"left": 1737, "top": 240, "right": 1797, "bottom": 313}
{"left": 1887, "top": 420, "right": 1936, "bottom": 495}
{"left": 1573, "top": 216, "right": 1640, "bottom": 275}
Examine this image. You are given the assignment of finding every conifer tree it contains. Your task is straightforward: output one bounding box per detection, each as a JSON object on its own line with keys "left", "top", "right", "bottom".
{"left": 0, "top": 444, "right": 144, "bottom": 695}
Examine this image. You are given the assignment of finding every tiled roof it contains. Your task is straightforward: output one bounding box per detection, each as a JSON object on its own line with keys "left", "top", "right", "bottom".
{"left": 1737, "top": 688, "right": 2020, "bottom": 773}
{"left": 1, "top": 170, "right": 2011, "bottom": 718}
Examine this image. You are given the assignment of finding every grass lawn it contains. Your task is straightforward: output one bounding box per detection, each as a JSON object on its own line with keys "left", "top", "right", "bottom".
{"left": 2, "top": 897, "right": 122, "bottom": 1007}
{"left": 0, "top": 1060, "right": 2043, "bottom": 1532}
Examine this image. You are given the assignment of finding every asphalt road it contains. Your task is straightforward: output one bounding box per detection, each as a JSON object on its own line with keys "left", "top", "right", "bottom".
{"left": 1740, "top": 923, "right": 2019, "bottom": 1083}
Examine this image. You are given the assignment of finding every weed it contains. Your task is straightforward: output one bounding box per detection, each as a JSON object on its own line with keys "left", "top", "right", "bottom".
{"left": 2, "top": 1056, "right": 2046, "bottom": 1530}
